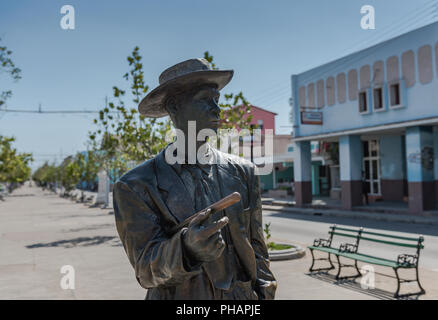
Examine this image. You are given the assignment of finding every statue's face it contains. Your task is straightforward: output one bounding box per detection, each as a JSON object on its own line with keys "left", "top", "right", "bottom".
{"left": 169, "top": 85, "right": 221, "bottom": 134}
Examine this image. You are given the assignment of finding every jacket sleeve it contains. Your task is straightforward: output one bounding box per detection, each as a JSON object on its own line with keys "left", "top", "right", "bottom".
{"left": 248, "top": 166, "right": 277, "bottom": 300}
{"left": 113, "top": 180, "right": 201, "bottom": 289}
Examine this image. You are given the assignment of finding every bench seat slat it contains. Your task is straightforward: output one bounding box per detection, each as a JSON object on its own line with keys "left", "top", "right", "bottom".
{"left": 308, "top": 246, "right": 340, "bottom": 255}
{"left": 337, "top": 252, "right": 415, "bottom": 268}
{"left": 308, "top": 246, "right": 416, "bottom": 268}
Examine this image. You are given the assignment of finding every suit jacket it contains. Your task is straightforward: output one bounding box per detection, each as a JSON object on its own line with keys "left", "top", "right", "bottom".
{"left": 113, "top": 146, "right": 277, "bottom": 299}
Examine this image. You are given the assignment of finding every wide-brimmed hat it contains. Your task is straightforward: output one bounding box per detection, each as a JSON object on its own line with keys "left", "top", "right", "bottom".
{"left": 138, "top": 58, "right": 234, "bottom": 118}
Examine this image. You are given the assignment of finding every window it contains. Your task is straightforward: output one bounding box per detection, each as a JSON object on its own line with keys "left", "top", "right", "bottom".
{"left": 402, "top": 50, "right": 416, "bottom": 88}
{"left": 373, "top": 87, "right": 384, "bottom": 111}
{"left": 386, "top": 56, "right": 399, "bottom": 83}
{"left": 299, "top": 86, "right": 306, "bottom": 108}
{"left": 418, "top": 45, "right": 433, "bottom": 84}
{"left": 336, "top": 73, "right": 346, "bottom": 103}
{"left": 348, "top": 69, "right": 358, "bottom": 101}
{"left": 307, "top": 83, "right": 315, "bottom": 108}
{"left": 359, "top": 90, "right": 368, "bottom": 113}
{"left": 390, "top": 83, "right": 401, "bottom": 106}
{"left": 326, "top": 76, "right": 335, "bottom": 106}
{"left": 317, "top": 79, "right": 325, "bottom": 108}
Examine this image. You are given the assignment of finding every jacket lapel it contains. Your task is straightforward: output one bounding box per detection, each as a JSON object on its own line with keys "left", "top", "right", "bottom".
{"left": 155, "top": 150, "right": 196, "bottom": 224}
{"left": 214, "top": 149, "right": 257, "bottom": 279}
{"left": 214, "top": 149, "right": 247, "bottom": 235}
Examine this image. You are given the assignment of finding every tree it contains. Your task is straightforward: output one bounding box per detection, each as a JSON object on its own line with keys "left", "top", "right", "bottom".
{"left": 62, "top": 159, "right": 81, "bottom": 192}
{"left": 89, "top": 47, "right": 171, "bottom": 181}
{"left": 0, "top": 136, "right": 32, "bottom": 191}
{"left": 73, "top": 151, "right": 100, "bottom": 190}
{"left": 89, "top": 48, "right": 256, "bottom": 178}
{"left": 32, "top": 162, "right": 58, "bottom": 189}
{"left": 0, "top": 38, "right": 21, "bottom": 107}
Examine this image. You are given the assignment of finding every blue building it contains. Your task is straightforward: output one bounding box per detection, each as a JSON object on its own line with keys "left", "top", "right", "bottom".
{"left": 290, "top": 22, "right": 438, "bottom": 214}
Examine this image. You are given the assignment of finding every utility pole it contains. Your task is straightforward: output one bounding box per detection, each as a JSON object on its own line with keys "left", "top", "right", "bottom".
{"left": 250, "top": 124, "right": 254, "bottom": 163}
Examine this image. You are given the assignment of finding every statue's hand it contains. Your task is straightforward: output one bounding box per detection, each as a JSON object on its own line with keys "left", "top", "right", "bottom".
{"left": 182, "top": 208, "right": 229, "bottom": 263}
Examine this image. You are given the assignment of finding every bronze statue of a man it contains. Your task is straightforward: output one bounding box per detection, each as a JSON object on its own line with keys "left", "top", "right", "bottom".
{"left": 113, "top": 58, "right": 277, "bottom": 300}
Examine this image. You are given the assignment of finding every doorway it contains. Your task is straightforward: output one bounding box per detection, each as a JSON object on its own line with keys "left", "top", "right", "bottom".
{"left": 362, "top": 140, "right": 381, "bottom": 195}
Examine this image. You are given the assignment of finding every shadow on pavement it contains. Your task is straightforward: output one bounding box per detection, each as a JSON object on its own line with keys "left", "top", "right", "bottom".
{"left": 267, "top": 211, "right": 438, "bottom": 237}
{"left": 306, "top": 272, "right": 422, "bottom": 300}
{"left": 25, "top": 236, "right": 122, "bottom": 249}
{"left": 64, "top": 224, "right": 114, "bottom": 233}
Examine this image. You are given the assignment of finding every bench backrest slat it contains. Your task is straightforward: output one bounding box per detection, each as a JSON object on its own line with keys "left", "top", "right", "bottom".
{"left": 333, "top": 226, "right": 360, "bottom": 233}
{"left": 359, "top": 236, "right": 424, "bottom": 248}
{"left": 329, "top": 231, "right": 359, "bottom": 239}
{"left": 361, "top": 230, "right": 421, "bottom": 242}
{"left": 327, "top": 225, "right": 424, "bottom": 250}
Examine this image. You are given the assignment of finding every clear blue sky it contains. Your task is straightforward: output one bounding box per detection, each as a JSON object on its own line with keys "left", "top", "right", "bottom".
{"left": 0, "top": 0, "right": 436, "bottom": 168}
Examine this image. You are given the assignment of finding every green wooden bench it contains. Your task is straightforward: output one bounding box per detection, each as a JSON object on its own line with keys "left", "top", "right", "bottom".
{"left": 308, "top": 225, "right": 425, "bottom": 298}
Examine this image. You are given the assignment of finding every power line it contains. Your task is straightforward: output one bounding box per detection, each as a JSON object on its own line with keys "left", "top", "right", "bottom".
{"left": 0, "top": 108, "right": 108, "bottom": 114}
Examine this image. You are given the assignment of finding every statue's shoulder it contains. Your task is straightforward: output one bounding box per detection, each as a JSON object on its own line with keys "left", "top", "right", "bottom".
{"left": 116, "top": 156, "right": 157, "bottom": 189}
{"left": 214, "top": 149, "right": 255, "bottom": 178}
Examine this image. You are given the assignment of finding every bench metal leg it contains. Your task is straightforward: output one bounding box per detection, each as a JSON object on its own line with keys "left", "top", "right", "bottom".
{"left": 393, "top": 267, "right": 426, "bottom": 299}
{"left": 416, "top": 266, "right": 426, "bottom": 295}
{"left": 335, "top": 255, "right": 362, "bottom": 280}
{"left": 309, "top": 249, "right": 335, "bottom": 273}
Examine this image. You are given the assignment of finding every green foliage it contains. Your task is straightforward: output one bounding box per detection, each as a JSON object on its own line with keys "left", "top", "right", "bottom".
{"left": 33, "top": 151, "right": 100, "bottom": 192}
{"left": 0, "top": 38, "right": 21, "bottom": 107}
{"left": 32, "top": 162, "right": 58, "bottom": 187}
{"left": 267, "top": 243, "right": 293, "bottom": 251}
{"left": 0, "top": 135, "right": 32, "bottom": 186}
{"left": 264, "top": 222, "right": 272, "bottom": 241}
{"left": 76, "top": 151, "right": 100, "bottom": 186}
{"left": 88, "top": 47, "right": 171, "bottom": 178}
{"left": 264, "top": 222, "right": 277, "bottom": 250}
{"left": 263, "top": 221, "right": 291, "bottom": 251}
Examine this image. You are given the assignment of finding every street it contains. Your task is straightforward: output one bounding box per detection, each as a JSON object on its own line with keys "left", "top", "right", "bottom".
{"left": 264, "top": 209, "right": 438, "bottom": 271}
{"left": 1, "top": 183, "right": 437, "bottom": 300}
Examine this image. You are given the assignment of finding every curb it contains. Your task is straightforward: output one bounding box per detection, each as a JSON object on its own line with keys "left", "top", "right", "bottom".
{"left": 262, "top": 204, "right": 438, "bottom": 226}
{"left": 269, "top": 244, "right": 306, "bottom": 261}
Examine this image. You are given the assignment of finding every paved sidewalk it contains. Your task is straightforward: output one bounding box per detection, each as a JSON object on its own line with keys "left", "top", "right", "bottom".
{"left": 0, "top": 184, "right": 437, "bottom": 299}
{"left": 263, "top": 204, "right": 438, "bottom": 226}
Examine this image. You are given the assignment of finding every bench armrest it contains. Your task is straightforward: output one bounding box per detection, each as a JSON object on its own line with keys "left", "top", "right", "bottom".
{"left": 313, "top": 238, "right": 332, "bottom": 248}
{"left": 339, "top": 243, "right": 358, "bottom": 253}
{"left": 397, "top": 254, "right": 418, "bottom": 267}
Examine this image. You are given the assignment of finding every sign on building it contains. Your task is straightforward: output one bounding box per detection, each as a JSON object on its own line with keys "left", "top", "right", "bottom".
{"left": 301, "top": 111, "right": 323, "bottom": 125}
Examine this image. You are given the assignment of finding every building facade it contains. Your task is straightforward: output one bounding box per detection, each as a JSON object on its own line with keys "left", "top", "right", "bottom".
{"left": 290, "top": 22, "right": 438, "bottom": 214}
{"left": 239, "top": 106, "right": 327, "bottom": 194}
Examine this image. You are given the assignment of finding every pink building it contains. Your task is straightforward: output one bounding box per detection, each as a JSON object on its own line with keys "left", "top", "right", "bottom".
{"left": 245, "top": 105, "right": 277, "bottom": 135}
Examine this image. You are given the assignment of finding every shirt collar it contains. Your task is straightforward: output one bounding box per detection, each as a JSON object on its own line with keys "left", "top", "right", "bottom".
{"left": 170, "top": 144, "right": 215, "bottom": 175}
